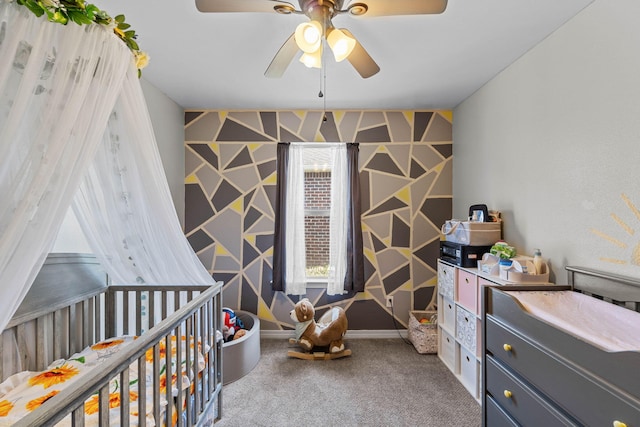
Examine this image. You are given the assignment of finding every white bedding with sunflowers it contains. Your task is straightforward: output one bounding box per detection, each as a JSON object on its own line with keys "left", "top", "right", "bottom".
{"left": 0, "top": 335, "right": 206, "bottom": 426}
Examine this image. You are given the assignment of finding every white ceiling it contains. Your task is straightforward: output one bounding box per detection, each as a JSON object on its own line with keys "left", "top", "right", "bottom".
{"left": 95, "top": 0, "right": 595, "bottom": 110}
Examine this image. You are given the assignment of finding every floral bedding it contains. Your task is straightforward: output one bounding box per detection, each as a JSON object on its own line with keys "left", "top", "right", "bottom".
{"left": 0, "top": 335, "right": 206, "bottom": 426}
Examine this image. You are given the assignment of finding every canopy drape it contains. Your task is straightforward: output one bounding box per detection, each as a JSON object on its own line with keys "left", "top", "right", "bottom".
{"left": 0, "top": 1, "right": 215, "bottom": 333}
{"left": 72, "top": 68, "right": 215, "bottom": 287}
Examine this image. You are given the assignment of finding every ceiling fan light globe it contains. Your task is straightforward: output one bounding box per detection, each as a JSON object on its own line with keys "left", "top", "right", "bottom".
{"left": 327, "top": 28, "right": 356, "bottom": 62}
{"left": 295, "top": 21, "right": 322, "bottom": 53}
{"left": 299, "top": 46, "right": 323, "bottom": 69}
{"left": 303, "top": 27, "right": 320, "bottom": 44}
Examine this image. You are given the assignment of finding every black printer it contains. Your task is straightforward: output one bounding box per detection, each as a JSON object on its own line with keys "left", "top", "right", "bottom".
{"left": 439, "top": 241, "right": 492, "bottom": 268}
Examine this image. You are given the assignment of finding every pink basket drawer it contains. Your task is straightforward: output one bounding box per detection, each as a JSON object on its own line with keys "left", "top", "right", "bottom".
{"left": 456, "top": 269, "right": 478, "bottom": 313}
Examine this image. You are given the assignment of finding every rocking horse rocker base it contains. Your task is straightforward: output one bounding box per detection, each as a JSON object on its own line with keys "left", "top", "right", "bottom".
{"left": 287, "top": 338, "right": 352, "bottom": 360}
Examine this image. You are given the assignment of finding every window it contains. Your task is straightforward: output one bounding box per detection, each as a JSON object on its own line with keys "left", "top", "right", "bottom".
{"left": 272, "top": 143, "right": 365, "bottom": 296}
{"left": 304, "top": 149, "right": 332, "bottom": 280}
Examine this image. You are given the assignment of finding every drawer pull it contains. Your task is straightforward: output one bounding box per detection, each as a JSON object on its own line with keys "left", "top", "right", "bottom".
{"left": 503, "top": 390, "right": 512, "bottom": 399}
{"left": 503, "top": 344, "right": 512, "bottom": 352}
{"left": 465, "top": 277, "right": 469, "bottom": 284}
{"left": 613, "top": 422, "right": 627, "bottom": 427}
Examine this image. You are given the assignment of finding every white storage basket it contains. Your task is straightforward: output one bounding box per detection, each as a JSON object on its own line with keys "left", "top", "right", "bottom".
{"left": 441, "top": 220, "right": 501, "bottom": 246}
{"left": 408, "top": 311, "right": 438, "bottom": 354}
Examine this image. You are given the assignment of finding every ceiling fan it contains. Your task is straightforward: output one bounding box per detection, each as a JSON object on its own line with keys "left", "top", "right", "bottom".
{"left": 195, "top": 0, "right": 448, "bottom": 79}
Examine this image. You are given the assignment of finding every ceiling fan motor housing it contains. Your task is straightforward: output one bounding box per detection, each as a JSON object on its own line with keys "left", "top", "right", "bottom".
{"left": 300, "top": 0, "right": 338, "bottom": 26}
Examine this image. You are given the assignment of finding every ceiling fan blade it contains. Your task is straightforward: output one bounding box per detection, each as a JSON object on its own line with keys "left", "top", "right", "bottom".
{"left": 347, "top": 0, "right": 447, "bottom": 17}
{"left": 341, "top": 29, "right": 380, "bottom": 79}
{"left": 265, "top": 32, "right": 299, "bottom": 78}
{"left": 195, "top": 0, "right": 293, "bottom": 13}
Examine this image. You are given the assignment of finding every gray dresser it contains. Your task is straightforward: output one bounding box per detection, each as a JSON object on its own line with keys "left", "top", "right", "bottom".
{"left": 482, "top": 285, "right": 640, "bottom": 427}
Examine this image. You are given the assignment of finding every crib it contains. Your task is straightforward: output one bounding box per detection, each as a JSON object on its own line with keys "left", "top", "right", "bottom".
{"left": 0, "top": 253, "right": 223, "bottom": 426}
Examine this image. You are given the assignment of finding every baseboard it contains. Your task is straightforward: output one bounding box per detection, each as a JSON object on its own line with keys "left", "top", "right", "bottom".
{"left": 259, "top": 329, "right": 408, "bottom": 339}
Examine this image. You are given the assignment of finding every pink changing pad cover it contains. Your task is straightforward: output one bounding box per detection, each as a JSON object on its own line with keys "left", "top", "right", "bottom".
{"left": 505, "top": 290, "right": 640, "bottom": 352}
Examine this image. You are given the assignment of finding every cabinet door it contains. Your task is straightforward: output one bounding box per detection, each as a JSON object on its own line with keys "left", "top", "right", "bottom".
{"left": 456, "top": 269, "right": 478, "bottom": 313}
{"left": 438, "top": 327, "right": 458, "bottom": 374}
{"left": 439, "top": 295, "right": 456, "bottom": 334}
{"left": 460, "top": 345, "right": 480, "bottom": 399}
{"left": 437, "top": 261, "right": 455, "bottom": 300}
{"left": 455, "top": 304, "right": 478, "bottom": 355}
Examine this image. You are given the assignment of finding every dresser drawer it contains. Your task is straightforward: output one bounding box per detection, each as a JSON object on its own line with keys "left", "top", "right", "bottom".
{"left": 485, "top": 396, "right": 518, "bottom": 427}
{"left": 486, "top": 316, "right": 640, "bottom": 426}
{"left": 438, "top": 261, "right": 455, "bottom": 299}
{"left": 486, "top": 356, "right": 579, "bottom": 426}
{"left": 439, "top": 327, "right": 458, "bottom": 373}
{"left": 455, "top": 304, "right": 479, "bottom": 355}
{"left": 456, "top": 269, "right": 478, "bottom": 313}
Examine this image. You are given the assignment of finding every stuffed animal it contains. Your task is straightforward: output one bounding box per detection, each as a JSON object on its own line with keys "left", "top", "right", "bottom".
{"left": 223, "top": 307, "right": 247, "bottom": 342}
{"left": 289, "top": 298, "right": 348, "bottom": 354}
{"left": 222, "top": 308, "right": 237, "bottom": 341}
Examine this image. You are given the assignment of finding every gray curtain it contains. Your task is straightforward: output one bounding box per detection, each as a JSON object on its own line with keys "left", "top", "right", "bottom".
{"left": 271, "top": 142, "right": 364, "bottom": 293}
{"left": 344, "top": 143, "right": 365, "bottom": 292}
{"left": 272, "top": 142, "right": 289, "bottom": 292}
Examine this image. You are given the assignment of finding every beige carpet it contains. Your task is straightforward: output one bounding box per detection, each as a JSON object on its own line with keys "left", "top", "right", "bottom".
{"left": 216, "top": 338, "right": 481, "bottom": 426}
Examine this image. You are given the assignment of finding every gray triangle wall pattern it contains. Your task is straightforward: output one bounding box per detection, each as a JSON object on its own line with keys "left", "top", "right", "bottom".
{"left": 184, "top": 110, "right": 452, "bottom": 331}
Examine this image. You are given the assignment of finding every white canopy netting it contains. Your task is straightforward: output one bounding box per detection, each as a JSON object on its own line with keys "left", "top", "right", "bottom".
{"left": 0, "top": 1, "right": 216, "bottom": 332}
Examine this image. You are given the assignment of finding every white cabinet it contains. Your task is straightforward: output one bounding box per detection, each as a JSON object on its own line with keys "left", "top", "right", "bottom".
{"left": 437, "top": 259, "right": 554, "bottom": 403}
{"left": 437, "top": 259, "right": 499, "bottom": 402}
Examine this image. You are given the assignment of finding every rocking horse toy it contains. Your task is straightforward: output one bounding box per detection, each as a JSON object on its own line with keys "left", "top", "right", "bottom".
{"left": 288, "top": 298, "right": 351, "bottom": 360}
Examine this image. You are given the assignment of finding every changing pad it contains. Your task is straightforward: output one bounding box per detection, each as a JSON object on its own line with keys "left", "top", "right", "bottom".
{"left": 506, "top": 290, "right": 640, "bottom": 352}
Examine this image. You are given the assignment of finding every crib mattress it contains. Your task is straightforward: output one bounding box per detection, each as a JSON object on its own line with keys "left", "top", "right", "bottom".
{"left": 506, "top": 290, "right": 640, "bottom": 352}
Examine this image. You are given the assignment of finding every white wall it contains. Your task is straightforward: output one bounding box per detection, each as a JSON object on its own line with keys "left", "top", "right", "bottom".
{"left": 51, "top": 209, "right": 92, "bottom": 253}
{"left": 52, "top": 79, "right": 185, "bottom": 252}
{"left": 452, "top": 0, "right": 640, "bottom": 284}
{"left": 140, "top": 79, "right": 185, "bottom": 226}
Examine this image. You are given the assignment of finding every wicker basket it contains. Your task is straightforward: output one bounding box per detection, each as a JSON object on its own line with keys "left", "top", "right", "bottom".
{"left": 408, "top": 310, "right": 438, "bottom": 354}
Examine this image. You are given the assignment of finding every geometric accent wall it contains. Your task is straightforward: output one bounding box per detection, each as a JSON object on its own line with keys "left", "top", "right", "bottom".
{"left": 184, "top": 110, "right": 452, "bottom": 330}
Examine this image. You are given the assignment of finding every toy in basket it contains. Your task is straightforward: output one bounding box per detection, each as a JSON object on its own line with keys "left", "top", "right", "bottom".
{"left": 408, "top": 311, "right": 438, "bottom": 354}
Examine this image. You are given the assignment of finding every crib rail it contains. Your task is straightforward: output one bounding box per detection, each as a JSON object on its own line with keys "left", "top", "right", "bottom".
{"left": 1, "top": 289, "right": 105, "bottom": 381}
{"left": 105, "top": 285, "right": 217, "bottom": 337}
{"left": 567, "top": 265, "right": 640, "bottom": 312}
{"left": 13, "top": 282, "right": 223, "bottom": 426}
{"left": 0, "top": 285, "right": 221, "bottom": 381}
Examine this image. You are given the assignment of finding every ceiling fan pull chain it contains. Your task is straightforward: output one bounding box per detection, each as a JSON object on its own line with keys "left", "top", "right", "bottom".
{"left": 322, "top": 45, "right": 327, "bottom": 122}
